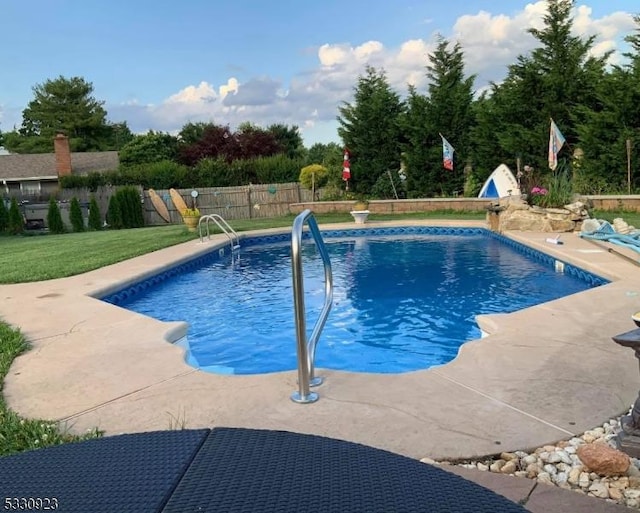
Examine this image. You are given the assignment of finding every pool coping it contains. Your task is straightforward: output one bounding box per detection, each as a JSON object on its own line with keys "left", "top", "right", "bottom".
{"left": 2, "top": 219, "right": 640, "bottom": 461}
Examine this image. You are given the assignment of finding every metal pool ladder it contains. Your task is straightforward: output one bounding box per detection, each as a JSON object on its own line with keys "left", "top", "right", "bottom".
{"left": 290, "top": 209, "right": 334, "bottom": 404}
{"left": 198, "top": 214, "right": 240, "bottom": 251}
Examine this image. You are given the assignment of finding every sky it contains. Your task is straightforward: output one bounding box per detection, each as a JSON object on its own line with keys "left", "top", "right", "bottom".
{"left": 0, "top": 1, "right": 638, "bottom": 148}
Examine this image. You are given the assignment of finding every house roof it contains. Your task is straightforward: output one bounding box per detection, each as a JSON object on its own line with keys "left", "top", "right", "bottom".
{"left": 0, "top": 151, "right": 119, "bottom": 181}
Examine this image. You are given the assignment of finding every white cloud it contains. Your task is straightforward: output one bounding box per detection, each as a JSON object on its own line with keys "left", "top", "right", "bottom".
{"left": 353, "top": 41, "right": 384, "bottom": 60}
{"left": 165, "top": 81, "right": 217, "bottom": 104}
{"left": 219, "top": 78, "right": 239, "bottom": 99}
{"left": 100, "top": 3, "right": 638, "bottom": 144}
{"left": 318, "top": 44, "right": 349, "bottom": 67}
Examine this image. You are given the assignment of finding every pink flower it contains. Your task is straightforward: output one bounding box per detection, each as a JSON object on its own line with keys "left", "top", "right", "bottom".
{"left": 531, "top": 186, "right": 548, "bottom": 195}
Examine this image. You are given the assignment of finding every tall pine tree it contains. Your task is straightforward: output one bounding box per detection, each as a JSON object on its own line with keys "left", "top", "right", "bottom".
{"left": 337, "top": 66, "right": 404, "bottom": 195}
{"left": 573, "top": 14, "right": 640, "bottom": 192}
{"left": 476, "top": 0, "right": 608, "bottom": 181}
{"left": 403, "top": 36, "right": 475, "bottom": 197}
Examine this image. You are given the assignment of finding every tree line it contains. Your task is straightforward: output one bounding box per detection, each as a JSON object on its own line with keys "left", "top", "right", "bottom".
{"left": 339, "top": 1, "right": 640, "bottom": 198}
{"left": 2, "top": 0, "right": 639, "bottom": 199}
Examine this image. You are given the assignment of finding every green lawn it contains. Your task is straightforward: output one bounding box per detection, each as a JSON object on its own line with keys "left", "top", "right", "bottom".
{"left": 0, "top": 211, "right": 486, "bottom": 284}
{"left": 0, "top": 226, "right": 198, "bottom": 283}
{"left": 591, "top": 210, "right": 640, "bottom": 228}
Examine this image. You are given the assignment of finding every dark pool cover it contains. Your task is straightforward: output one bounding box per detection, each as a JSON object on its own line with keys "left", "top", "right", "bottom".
{"left": 0, "top": 427, "right": 527, "bottom": 512}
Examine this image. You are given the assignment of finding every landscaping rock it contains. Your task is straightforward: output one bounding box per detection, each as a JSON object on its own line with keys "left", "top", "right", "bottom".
{"left": 492, "top": 196, "right": 589, "bottom": 232}
{"left": 577, "top": 443, "right": 631, "bottom": 476}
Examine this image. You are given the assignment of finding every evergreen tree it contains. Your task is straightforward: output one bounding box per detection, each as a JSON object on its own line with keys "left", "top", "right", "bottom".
{"left": 106, "top": 194, "right": 123, "bottom": 229}
{"left": 337, "top": 66, "right": 404, "bottom": 195}
{"left": 402, "top": 87, "right": 431, "bottom": 197}
{"left": 69, "top": 197, "right": 85, "bottom": 232}
{"left": 403, "top": 37, "right": 475, "bottom": 197}
{"left": 3, "top": 76, "right": 120, "bottom": 153}
{"left": 47, "top": 197, "right": 65, "bottom": 234}
{"left": 267, "top": 123, "right": 305, "bottom": 159}
{"left": 108, "top": 187, "right": 144, "bottom": 229}
{"left": 0, "top": 199, "right": 8, "bottom": 233}
{"left": 573, "top": 14, "right": 640, "bottom": 192}
{"left": 8, "top": 198, "right": 23, "bottom": 235}
{"left": 469, "top": 92, "right": 512, "bottom": 186}
{"left": 475, "top": 0, "right": 608, "bottom": 181}
{"left": 88, "top": 196, "right": 102, "bottom": 230}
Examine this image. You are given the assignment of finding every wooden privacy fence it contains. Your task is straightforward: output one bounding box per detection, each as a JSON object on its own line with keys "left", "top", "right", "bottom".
{"left": 13, "top": 183, "right": 313, "bottom": 227}
{"left": 56, "top": 185, "right": 137, "bottom": 222}
{"left": 143, "top": 183, "right": 315, "bottom": 225}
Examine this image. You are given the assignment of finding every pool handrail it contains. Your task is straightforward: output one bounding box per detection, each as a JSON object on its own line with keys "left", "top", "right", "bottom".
{"left": 290, "top": 209, "right": 334, "bottom": 404}
{"left": 198, "top": 214, "right": 240, "bottom": 250}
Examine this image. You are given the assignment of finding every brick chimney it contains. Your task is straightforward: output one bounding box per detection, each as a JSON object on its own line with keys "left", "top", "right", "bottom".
{"left": 54, "top": 133, "right": 72, "bottom": 177}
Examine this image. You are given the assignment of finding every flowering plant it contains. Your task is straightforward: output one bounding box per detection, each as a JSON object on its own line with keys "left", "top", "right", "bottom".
{"left": 182, "top": 207, "right": 200, "bottom": 217}
{"left": 528, "top": 186, "right": 548, "bottom": 206}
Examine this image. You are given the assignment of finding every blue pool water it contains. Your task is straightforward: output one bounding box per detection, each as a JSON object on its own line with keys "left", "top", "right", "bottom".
{"left": 107, "top": 228, "right": 606, "bottom": 375}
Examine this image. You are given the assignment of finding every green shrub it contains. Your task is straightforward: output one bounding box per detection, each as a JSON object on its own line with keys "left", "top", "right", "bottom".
{"left": 106, "top": 194, "right": 123, "bottom": 229}
{"left": 47, "top": 197, "right": 65, "bottom": 234}
{"left": 69, "top": 197, "right": 85, "bottom": 232}
{"left": 58, "top": 175, "right": 86, "bottom": 189}
{"left": 320, "top": 184, "right": 346, "bottom": 201}
{"left": 572, "top": 171, "right": 625, "bottom": 195}
{"left": 463, "top": 172, "right": 482, "bottom": 198}
{"left": 144, "top": 160, "right": 189, "bottom": 189}
{"left": 59, "top": 172, "right": 107, "bottom": 191}
{"left": 539, "top": 164, "right": 574, "bottom": 208}
{"left": 88, "top": 196, "right": 102, "bottom": 231}
{"left": 371, "top": 170, "right": 404, "bottom": 199}
{"left": 8, "top": 198, "right": 23, "bottom": 235}
{"left": 255, "top": 155, "right": 304, "bottom": 183}
{"left": 0, "top": 199, "right": 8, "bottom": 233}
{"left": 194, "top": 158, "right": 233, "bottom": 187}
{"left": 299, "top": 164, "right": 329, "bottom": 190}
{"left": 107, "top": 187, "right": 144, "bottom": 229}
{"left": 86, "top": 172, "right": 107, "bottom": 192}
{"left": 123, "top": 187, "right": 144, "bottom": 228}
{"left": 228, "top": 159, "right": 258, "bottom": 185}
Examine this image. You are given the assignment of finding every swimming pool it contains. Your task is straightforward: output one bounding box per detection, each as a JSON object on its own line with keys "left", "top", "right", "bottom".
{"left": 103, "top": 227, "right": 607, "bottom": 375}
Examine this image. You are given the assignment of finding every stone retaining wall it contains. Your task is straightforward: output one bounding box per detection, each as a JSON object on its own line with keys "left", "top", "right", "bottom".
{"left": 289, "top": 198, "right": 491, "bottom": 215}
{"left": 289, "top": 195, "right": 640, "bottom": 217}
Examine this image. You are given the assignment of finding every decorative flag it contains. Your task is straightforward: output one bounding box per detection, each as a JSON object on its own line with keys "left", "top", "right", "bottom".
{"left": 440, "top": 134, "right": 454, "bottom": 171}
{"left": 548, "top": 118, "right": 566, "bottom": 171}
{"left": 342, "top": 148, "right": 351, "bottom": 181}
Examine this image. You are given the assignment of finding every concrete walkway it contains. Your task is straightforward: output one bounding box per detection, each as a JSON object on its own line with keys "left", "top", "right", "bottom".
{"left": 2, "top": 220, "right": 640, "bottom": 467}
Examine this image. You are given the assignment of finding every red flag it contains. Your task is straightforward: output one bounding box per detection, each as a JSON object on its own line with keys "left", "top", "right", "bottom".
{"left": 342, "top": 148, "right": 351, "bottom": 181}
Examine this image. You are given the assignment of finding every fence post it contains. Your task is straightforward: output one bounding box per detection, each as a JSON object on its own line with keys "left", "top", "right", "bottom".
{"left": 247, "top": 185, "right": 252, "bottom": 219}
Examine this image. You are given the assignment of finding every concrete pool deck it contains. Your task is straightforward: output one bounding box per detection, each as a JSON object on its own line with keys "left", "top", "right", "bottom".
{"left": 2, "top": 220, "right": 640, "bottom": 466}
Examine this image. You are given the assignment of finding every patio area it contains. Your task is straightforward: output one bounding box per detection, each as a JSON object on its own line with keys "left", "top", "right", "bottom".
{"left": 1, "top": 220, "right": 639, "bottom": 463}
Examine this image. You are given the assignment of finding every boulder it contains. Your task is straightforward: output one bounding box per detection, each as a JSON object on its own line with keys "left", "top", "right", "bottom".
{"left": 495, "top": 201, "right": 588, "bottom": 233}
{"left": 564, "top": 201, "right": 586, "bottom": 214}
{"left": 545, "top": 208, "right": 571, "bottom": 215}
{"left": 504, "top": 202, "right": 531, "bottom": 214}
{"left": 499, "top": 209, "right": 549, "bottom": 231}
{"left": 577, "top": 443, "right": 631, "bottom": 476}
{"left": 548, "top": 218, "right": 576, "bottom": 232}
